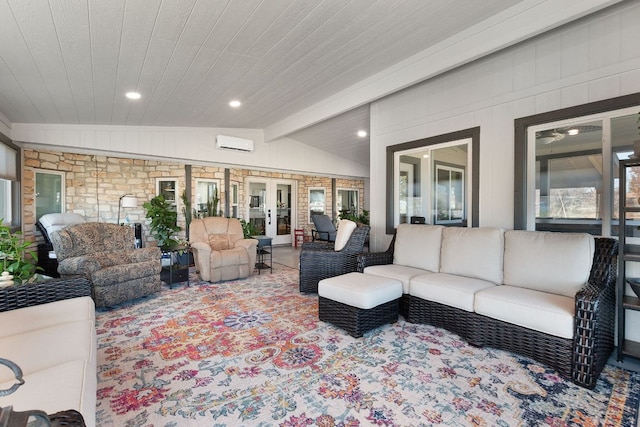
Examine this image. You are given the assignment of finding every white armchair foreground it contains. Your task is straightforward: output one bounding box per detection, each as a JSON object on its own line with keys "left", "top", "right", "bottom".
{"left": 189, "top": 217, "right": 258, "bottom": 282}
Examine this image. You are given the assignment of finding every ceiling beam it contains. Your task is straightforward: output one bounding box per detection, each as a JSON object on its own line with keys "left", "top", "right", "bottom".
{"left": 264, "top": 0, "right": 623, "bottom": 142}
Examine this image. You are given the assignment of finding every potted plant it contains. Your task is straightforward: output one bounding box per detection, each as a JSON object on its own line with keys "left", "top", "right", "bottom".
{"left": 0, "top": 220, "right": 41, "bottom": 284}
{"left": 143, "top": 195, "right": 181, "bottom": 249}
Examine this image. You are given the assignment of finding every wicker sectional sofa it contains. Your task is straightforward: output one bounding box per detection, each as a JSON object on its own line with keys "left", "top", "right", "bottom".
{"left": 358, "top": 224, "right": 618, "bottom": 389}
{"left": 0, "top": 277, "right": 96, "bottom": 426}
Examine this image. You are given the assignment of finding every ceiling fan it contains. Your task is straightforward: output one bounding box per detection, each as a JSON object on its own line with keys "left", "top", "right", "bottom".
{"left": 536, "top": 125, "right": 602, "bottom": 144}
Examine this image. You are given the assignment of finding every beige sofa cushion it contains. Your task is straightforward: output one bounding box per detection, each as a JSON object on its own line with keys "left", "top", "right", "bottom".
{"left": 0, "top": 360, "right": 96, "bottom": 426}
{"left": 334, "top": 219, "right": 357, "bottom": 251}
{"left": 474, "top": 285, "right": 575, "bottom": 339}
{"left": 503, "top": 230, "right": 594, "bottom": 297}
{"left": 410, "top": 272, "right": 496, "bottom": 312}
{"left": 0, "top": 296, "right": 96, "bottom": 427}
{"left": 440, "top": 227, "right": 504, "bottom": 285}
{"left": 393, "top": 224, "right": 444, "bottom": 272}
{"left": 364, "top": 264, "right": 432, "bottom": 294}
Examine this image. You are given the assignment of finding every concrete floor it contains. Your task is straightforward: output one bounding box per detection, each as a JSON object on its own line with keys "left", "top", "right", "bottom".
{"left": 272, "top": 245, "right": 301, "bottom": 269}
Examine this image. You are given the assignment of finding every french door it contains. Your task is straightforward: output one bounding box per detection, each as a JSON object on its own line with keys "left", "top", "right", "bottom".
{"left": 247, "top": 178, "right": 295, "bottom": 245}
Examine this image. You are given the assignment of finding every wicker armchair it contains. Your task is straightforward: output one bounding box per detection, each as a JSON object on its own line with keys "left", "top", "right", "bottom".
{"left": 299, "top": 224, "right": 369, "bottom": 293}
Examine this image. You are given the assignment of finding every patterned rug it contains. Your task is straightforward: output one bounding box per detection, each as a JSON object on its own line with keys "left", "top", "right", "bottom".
{"left": 95, "top": 264, "right": 640, "bottom": 426}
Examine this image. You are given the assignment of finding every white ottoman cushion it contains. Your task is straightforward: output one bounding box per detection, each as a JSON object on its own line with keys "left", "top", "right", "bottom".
{"left": 318, "top": 272, "right": 402, "bottom": 310}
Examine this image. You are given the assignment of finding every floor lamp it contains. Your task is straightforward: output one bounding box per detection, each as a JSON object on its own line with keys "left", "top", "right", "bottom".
{"left": 117, "top": 194, "right": 138, "bottom": 225}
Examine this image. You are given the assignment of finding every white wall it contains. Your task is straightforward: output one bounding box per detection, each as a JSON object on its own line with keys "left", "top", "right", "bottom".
{"left": 370, "top": 1, "right": 640, "bottom": 247}
{"left": 11, "top": 123, "right": 369, "bottom": 178}
{"left": 370, "top": 1, "right": 640, "bottom": 341}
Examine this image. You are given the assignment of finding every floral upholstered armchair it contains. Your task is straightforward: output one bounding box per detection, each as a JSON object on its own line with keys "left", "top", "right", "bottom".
{"left": 51, "top": 222, "right": 162, "bottom": 308}
{"left": 190, "top": 217, "right": 258, "bottom": 282}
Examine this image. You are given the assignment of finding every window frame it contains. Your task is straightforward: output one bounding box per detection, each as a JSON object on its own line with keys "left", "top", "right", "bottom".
{"left": 514, "top": 92, "right": 640, "bottom": 232}
{"left": 308, "top": 187, "right": 326, "bottom": 223}
{"left": 386, "top": 127, "right": 480, "bottom": 234}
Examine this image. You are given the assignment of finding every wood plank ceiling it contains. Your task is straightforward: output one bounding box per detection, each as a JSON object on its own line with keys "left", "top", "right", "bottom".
{"left": 0, "top": 0, "right": 542, "bottom": 165}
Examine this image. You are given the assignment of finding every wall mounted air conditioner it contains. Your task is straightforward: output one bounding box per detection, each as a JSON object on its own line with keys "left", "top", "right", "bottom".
{"left": 216, "top": 135, "right": 254, "bottom": 152}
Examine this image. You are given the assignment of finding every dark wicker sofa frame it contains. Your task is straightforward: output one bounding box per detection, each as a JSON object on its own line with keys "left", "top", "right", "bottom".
{"left": 299, "top": 225, "right": 370, "bottom": 293}
{"left": 358, "top": 234, "right": 617, "bottom": 389}
{"left": 0, "top": 277, "right": 92, "bottom": 312}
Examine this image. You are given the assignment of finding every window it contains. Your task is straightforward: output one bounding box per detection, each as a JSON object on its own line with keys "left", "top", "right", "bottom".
{"left": 336, "top": 189, "right": 358, "bottom": 216}
{"left": 156, "top": 178, "right": 178, "bottom": 208}
{"left": 35, "top": 170, "right": 65, "bottom": 221}
{"left": 308, "top": 187, "right": 326, "bottom": 223}
{"left": 387, "top": 128, "right": 479, "bottom": 233}
{"left": 0, "top": 141, "right": 18, "bottom": 227}
{"left": 194, "top": 179, "right": 219, "bottom": 217}
{"left": 230, "top": 183, "right": 238, "bottom": 218}
{"left": 435, "top": 163, "right": 465, "bottom": 224}
{"left": 514, "top": 92, "right": 640, "bottom": 235}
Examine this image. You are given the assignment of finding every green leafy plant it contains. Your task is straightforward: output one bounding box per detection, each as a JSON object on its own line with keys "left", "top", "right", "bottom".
{"left": 143, "top": 195, "right": 182, "bottom": 249}
{"left": 239, "top": 218, "right": 258, "bottom": 239}
{"left": 0, "top": 220, "right": 40, "bottom": 283}
{"left": 339, "top": 209, "right": 369, "bottom": 225}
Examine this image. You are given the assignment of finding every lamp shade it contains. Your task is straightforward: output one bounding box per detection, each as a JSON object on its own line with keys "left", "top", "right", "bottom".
{"left": 121, "top": 195, "right": 138, "bottom": 208}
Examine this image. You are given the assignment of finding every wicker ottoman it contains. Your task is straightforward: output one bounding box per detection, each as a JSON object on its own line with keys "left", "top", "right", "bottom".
{"left": 318, "top": 272, "right": 402, "bottom": 337}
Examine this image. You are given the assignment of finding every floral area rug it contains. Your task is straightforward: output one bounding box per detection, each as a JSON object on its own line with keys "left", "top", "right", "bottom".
{"left": 95, "top": 264, "right": 640, "bottom": 426}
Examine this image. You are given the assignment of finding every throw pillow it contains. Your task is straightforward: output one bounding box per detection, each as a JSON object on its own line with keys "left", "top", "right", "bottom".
{"left": 334, "top": 219, "right": 357, "bottom": 251}
{"left": 208, "top": 234, "right": 230, "bottom": 251}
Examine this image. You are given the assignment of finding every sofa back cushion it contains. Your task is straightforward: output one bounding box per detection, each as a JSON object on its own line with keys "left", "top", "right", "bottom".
{"left": 440, "top": 227, "right": 504, "bottom": 285}
{"left": 393, "top": 224, "right": 444, "bottom": 272}
{"left": 52, "top": 222, "right": 134, "bottom": 260}
{"left": 503, "top": 230, "right": 594, "bottom": 297}
{"left": 334, "top": 219, "right": 357, "bottom": 251}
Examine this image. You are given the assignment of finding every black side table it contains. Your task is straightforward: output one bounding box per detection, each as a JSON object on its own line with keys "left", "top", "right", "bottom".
{"left": 253, "top": 236, "right": 272, "bottom": 274}
{"left": 160, "top": 245, "right": 192, "bottom": 288}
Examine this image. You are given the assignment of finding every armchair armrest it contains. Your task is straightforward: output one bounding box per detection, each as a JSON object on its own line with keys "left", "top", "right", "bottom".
{"left": 129, "top": 246, "right": 161, "bottom": 263}
{"left": 190, "top": 241, "right": 212, "bottom": 254}
{"left": 234, "top": 238, "right": 259, "bottom": 251}
{"left": 571, "top": 237, "right": 617, "bottom": 389}
{"left": 57, "top": 256, "right": 101, "bottom": 276}
{"left": 299, "top": 247, "right": 360, "bottom": 293}
{"left": 0, "top": 277, "right": 92, "bottom": 312}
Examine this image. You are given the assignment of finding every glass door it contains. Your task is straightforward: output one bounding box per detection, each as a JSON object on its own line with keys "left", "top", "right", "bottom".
{"left": 247, "top": 179, "right": 295, "bottom": 245}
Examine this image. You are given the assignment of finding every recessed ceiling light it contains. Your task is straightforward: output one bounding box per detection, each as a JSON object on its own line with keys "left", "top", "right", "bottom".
{"left": 229, "top": 100, "right": 241, "bottom": 108}
{"left": 125, "top": 92, "right": 141, "bottom": 100}
{"left": 357, "top": 130, "right": 367, "bottom": 138}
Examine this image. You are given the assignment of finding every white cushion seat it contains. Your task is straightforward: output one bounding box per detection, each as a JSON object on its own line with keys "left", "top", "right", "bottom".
{"left": 410, "top": 273, "right": 496, "bottom": 312}
{"left": 318, "top": 272, "right": 402, "bottom": 337}
{"left": 0, "top": 296, "right": 96, "bottom": 426}
{"left": 364, "top": 264, "right": 431, "bottom": 294}
{"left": 474, "top": 285, "right": 575, "bottom": 339}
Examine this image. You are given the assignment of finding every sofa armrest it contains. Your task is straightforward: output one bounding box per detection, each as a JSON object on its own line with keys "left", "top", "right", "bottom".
{"left": 57, "top": 256, "right": 101, "bottom": 276}
{"left": 0, "top": 277, "right": 92, "bottom": 312}
{"left": 128, "top": 246, "right": 161, "bottom": 263}
{"left": 572, "top": 237, "right": 617, "bottom": 389}
{"left": 357, "top": 230, "right": 396, "bottom": 272}
{"left": 357, "top": 251, "right": 393, "bottom": 272}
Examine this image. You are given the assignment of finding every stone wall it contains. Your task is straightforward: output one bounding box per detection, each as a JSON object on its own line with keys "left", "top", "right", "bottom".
{"left": 23, "top": 149, "right": 366, "bottom": 247}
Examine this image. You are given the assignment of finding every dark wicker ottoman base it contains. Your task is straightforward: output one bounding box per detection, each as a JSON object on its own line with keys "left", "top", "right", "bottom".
{"left": 319, "top": 296, "right": 400, "bottom": 337}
